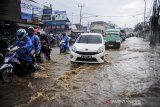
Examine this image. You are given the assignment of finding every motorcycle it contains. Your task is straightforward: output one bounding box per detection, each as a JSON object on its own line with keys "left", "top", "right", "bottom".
{"left": 0, "top": 46, "right": 35, "bottom": 82}
{"left": 59, "top": 40, "right": 67, "bottom": 54}
{"left": 0, "top": 52, "right": 4, "bottom": 64}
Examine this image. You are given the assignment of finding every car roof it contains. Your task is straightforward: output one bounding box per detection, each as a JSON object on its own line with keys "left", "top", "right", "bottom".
{"left": 81, "top": 33, "right": 102, "bottom": 36}
{"left": 106, "top": 29, "right": 120, "bottom": 32}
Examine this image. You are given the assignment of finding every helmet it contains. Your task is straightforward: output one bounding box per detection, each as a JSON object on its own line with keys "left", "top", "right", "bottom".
{"left": 62, "top": 32, "right": 66, "bottom": 36}
{"left": 28, "top": 26, "right": 34, "bottom": 31}
{"left": 16, "top": 29, "right": 26, "bottom": 39}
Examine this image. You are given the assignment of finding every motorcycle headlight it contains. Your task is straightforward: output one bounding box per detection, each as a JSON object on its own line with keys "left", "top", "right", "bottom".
{"left": 4, "top": 58, "right": 9, "bottom": 63}
{"left": 72, "top": 46, "right": 77, "bottom": 53}
{"left": 97, "top": 47, "right": 104, "bottom": 53}
{"left": 116, "top": 40, "right": 121, "bottom": 42}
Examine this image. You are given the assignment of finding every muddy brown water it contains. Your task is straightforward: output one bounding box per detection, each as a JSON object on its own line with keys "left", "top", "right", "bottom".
{"left": 0, "top": 37, "right": 160, "bottom": 107}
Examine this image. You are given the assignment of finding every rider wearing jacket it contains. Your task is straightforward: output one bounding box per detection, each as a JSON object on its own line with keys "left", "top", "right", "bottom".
{"left": 14, "top": 29, "right": 33, "bottom": 63}
{"left": 27, "top": 27, "right": 41, "bottom": 63}
{"left": 61, "top": 33, "right": 70, "bottom": 51}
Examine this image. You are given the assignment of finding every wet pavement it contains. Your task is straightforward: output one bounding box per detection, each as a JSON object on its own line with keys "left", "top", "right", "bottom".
{"left": 0, "top": 37, "right": 160, "bottom": 107}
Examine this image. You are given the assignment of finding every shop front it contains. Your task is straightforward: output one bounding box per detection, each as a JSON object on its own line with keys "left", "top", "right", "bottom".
{"left": 45, "top": 22, "right": 71, "bottom": 34}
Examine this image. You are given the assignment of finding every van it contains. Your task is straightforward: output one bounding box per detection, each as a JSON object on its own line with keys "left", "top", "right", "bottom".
{"left": 104, "top": 29, "right": 122, "bottom": 48}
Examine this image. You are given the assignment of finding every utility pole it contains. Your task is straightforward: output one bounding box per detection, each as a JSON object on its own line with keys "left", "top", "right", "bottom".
{"left": 88, "top": 22, "right": 90, "bottom": 32}
{"left": 78, "top": 4, "right": 85, "bottom": 30}
{"left": 150, "top": 0, "right": 160, "bottom": 45}
{"left": 144, "top": 0, "right": 147, "bottom": 30}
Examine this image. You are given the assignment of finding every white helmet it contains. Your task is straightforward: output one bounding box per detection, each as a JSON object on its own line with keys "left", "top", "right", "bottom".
{"left": 16, "top": 29, "right": 26, "bottom": 39}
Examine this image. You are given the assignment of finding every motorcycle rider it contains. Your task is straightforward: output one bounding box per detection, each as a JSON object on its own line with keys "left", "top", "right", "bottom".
{"left": 40, "top": 33, "right": 51, "bottom": 60}
{"left": 12, "top": 29, "right": 37, "bottom": 72}
{"left": 27, "top": 27, "right": 41, "bottom": 64}
{"left": 60, "top": 32, "right": 70, "bottom": 52}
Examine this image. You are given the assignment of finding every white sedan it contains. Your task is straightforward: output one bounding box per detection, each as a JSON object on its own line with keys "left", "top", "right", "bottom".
{"left": 70, "top": 33, "right": 105, "bottom": 63}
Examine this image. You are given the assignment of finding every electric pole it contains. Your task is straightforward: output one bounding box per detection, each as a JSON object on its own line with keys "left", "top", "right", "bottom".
{"left": 144, "top": 0, "right": 146, "bottom": 30}
{"left": 78, "top": 4, "right": 85, "bottom": 30}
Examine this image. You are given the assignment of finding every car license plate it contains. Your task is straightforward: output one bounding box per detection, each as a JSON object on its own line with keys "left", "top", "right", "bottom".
{"left": 108, "top": 44, "right": 114, "bottom": 47}
{"left": 81, "top": 56, "right": 92, "bottom": 59}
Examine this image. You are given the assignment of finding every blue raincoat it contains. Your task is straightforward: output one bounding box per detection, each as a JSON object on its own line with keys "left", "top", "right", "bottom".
{"left": 28, "top": 34, "right": 41, "bottom": 54}
{"left": 15, "top": 36, "right": 33, "bottom": 62}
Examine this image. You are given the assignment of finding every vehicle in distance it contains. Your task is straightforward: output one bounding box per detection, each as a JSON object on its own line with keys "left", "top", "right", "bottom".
{"left": 104, "top": 29, "right": 122, "bottom": 49}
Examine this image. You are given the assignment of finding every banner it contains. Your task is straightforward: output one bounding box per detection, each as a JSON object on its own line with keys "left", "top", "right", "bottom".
{"left": 55, "top": 11, "right": 67, "bottom": 21}
{"left": 42, "top": 15, "right": 52, "bottom": 21}
{"left": 43, "top": 9, "right": 52, "bottom": 14}
{"left": 21, "top": 0, "right": 33, "bottom": 20}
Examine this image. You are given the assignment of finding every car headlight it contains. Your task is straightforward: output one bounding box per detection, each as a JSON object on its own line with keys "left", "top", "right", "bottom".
{"left": 104, "top": 40, "right": 108, "bottom": 43}
{"left": 116, "top": 40, "right": 121, "bottom": 42}
{"left": 97, "top": 47, "right": 104, "bottom": 53}
{"left": 72, "top": 46, "right": 77, "bottom": 53}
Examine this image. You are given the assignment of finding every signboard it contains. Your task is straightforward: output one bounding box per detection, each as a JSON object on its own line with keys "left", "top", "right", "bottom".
{"left": 21, "top": 0, "right": 33, "bottom": 20}
{"left": 42, "top": 15, "right": 52, "bottom": 21}
{"left": 55, "top": 11, "right": 67, "bottom": 21}
{"left": 43, "top": 9, "right": 52, "bottom": 14}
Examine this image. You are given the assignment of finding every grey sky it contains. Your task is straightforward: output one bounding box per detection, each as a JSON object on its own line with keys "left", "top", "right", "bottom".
{"left": 35, "top": 0, "right": 153, "bottom": 28}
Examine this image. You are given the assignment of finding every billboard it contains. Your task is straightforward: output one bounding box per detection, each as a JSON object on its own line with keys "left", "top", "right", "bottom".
{"left": 55, "top": 11, "right": 67, "bottom": 21}
{"left": 21, "top": 0, "right": 33, "bottom": 20}
{"left": 43, "top": 9, "right": 52, "bottom": 14}
{"left": 42, "top": 15, "right": 52, "bottom": 21}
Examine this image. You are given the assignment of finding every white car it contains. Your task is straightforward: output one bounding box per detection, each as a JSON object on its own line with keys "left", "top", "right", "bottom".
{"left": 70, "top": 33, "right": 105, "bottom": 63}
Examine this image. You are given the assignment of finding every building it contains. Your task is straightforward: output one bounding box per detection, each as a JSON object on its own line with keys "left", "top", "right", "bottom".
{"left": 90, "top": 21, "right": 115, "bottom": 35}
{"left": 45, "top": 15, "right": 71, "bottom": 34}
{"left": 0, "top": 0, "right": 43, "bottom": 43}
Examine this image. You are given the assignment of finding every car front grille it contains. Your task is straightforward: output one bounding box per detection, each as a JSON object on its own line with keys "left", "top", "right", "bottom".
{"left": 76, "top": 57, "right": 97, "bottom": 62}
{"left": 75, "top": 51, "right": 98, "bottom": 55}
{"left": 106, "top": 41, "right": 116, "bottom": 44}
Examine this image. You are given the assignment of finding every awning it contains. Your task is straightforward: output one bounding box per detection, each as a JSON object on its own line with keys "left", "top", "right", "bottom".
{"left": 17, "top": 23, "right": 39, "bottom": 28}
{"left": 71, "top": 29, "right": 84, "bottom": 33}
{"left": 46, "top": 22, "right": 71, "bottom": 25}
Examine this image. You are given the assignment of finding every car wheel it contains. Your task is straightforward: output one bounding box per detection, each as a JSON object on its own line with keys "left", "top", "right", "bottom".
{"left": 116, "top": 43, "right": 121, "bottom": 49}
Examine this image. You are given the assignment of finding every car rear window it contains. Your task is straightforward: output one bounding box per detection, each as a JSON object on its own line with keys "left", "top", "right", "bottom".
{"left": 76, "top": 35, "right": 102, "bottom": 44}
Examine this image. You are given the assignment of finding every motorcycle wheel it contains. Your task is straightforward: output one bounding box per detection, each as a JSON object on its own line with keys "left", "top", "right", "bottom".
{"left": 60, "top": 48, "right": 64, "bottom": 54}
{"left": 0, "top": 68, "right": 12, "bottom": 83}
{"left": 40, "top": 52, "right": 48, "bottom": 63}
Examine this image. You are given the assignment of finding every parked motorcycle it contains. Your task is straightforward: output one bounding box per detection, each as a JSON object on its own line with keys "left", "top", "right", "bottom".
{"left": 59, "top": 40, "right": 67, "bottom": 54}
{"left": 0, "top": 39, "right": 8, "bottom": 64}
{"left": 0, "top": 46, "right": 35, "bottom": 82}
{"left": 0, "top": 52, "right": 4, "bottom": 64}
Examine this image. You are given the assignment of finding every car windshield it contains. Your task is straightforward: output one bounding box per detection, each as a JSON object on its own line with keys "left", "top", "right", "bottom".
{"left": 105, "top": 32, "right": 119, "bottom": 36}
{"left": 76, "top": 35, "right": 102, "bottom": 44}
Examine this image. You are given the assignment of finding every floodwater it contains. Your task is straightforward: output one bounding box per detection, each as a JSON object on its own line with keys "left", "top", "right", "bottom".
{"left": 0, "top": 37, "right": 160, "bottom": 107}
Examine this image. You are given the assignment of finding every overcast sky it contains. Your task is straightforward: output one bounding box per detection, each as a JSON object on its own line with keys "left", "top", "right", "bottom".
{"left": 35, "top": 0, "right": 153, "bottom": 28}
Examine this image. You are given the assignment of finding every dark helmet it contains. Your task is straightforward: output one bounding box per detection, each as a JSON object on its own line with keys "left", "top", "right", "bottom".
{"left": 62, "top": 32, "right": 66, "bottom": 36}
{"left": 28, "top": 26, "right": 34, "bottom": 31}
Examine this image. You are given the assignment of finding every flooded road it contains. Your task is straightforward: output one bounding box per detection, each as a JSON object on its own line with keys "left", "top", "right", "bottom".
{"left": 0, "top": 37, "right": 160, "bottom": 107}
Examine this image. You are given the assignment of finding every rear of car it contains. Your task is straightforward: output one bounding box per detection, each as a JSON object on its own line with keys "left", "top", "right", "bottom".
{"left": 70, "top": 33, "right": 105, "bottom": 63}
{"left": 104, "top": 29, "right": 122, "bottom": 48}
{"left": 120, "top": 30, "right": 126, "bottom": 41}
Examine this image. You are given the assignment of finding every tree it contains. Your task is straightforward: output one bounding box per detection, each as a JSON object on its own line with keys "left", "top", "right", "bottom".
{"left": 134, "top": 22, "right": 150, "bottom": 32}
{"left": 134, "top": 22, "right": 143, "bottom": 32}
